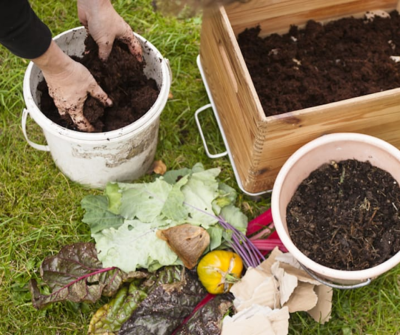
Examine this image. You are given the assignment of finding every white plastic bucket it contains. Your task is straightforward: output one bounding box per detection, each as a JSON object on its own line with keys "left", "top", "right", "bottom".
{"left": 22, "top": 27, "right": 171, "bottom": 188}
{"left": 271, "top": 133, "right": 400, "bottom": 288}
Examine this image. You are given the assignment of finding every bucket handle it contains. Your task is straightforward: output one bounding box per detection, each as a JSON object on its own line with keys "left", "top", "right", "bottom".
{"left": 22, "top": 109, "right": 50, "bottom": 152}
{"left": 299, "top": 263, "right": 371, "bottom": 290}
{"left": 194, "top": 104, "right": 228, "bottom": 159}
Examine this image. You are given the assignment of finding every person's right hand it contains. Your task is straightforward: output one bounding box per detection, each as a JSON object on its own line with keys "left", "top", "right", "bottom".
{"left": 77, "top": 0, "right": 142, "bottom": 61}
{"left": 32, "top": 40, "right": 112, "bottom": 132}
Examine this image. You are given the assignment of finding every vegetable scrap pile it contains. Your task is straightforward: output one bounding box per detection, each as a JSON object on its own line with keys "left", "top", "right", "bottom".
{"left": 28, "top": 163, "right": 333, "bottom": 334}
{"left": 80, "top": 163, "right": 248, "bottom": 272}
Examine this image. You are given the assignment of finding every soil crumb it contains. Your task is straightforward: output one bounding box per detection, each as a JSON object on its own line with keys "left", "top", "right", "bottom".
{"left": 38, "top": 35, "right": 159, "bottom": 132}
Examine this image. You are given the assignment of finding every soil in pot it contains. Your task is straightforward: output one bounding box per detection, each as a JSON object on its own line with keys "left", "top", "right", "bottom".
{"left": 286, "top": 159, "right": 400, "bottom": 271}
{"left": 38, "top": 35, "right": 159, "bottom": 132}
{"left": 237, "top": 10, "right": 400, "bottom": 116}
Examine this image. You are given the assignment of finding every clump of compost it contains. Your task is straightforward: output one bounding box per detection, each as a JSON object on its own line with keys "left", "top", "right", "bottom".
{"left": 286, "top": 159, "right": 400, "bottom": 271}
{"left": 38, "top": 35, "right": 159, "bottom": 132}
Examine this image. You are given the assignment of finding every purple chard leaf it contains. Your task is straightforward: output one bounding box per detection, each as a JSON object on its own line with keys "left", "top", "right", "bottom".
{"left": 29, "top": 242, "right": 139, "bottom": 310}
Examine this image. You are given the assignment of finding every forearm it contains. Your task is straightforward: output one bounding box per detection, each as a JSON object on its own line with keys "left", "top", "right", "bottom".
{"left": 31, "top": 40, "right": 74, "bottom": 76}
{"left": 0, "top": 0, "right": 52, "bottom": 59}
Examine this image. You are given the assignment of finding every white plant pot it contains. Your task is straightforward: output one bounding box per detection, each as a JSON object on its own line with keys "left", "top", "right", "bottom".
{"left": 271, "top": 133, "right": 400, "bottom": 288}
{"left": 22, "top": 27, "right": 171, "bottom": 189}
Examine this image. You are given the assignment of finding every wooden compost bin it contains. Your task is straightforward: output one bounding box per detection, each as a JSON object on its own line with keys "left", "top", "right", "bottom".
{"left": 199, "top": 0, "right": 400, "bottom": 194}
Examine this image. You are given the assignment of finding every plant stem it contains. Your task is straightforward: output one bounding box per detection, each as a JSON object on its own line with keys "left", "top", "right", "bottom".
{"left": 251, "top": 239, "right": 287, "bottom": 252}
{"left": 225, "top": 273, "right": 241, "bottom": 284}
{"left": 248, "top": 225, "right": 274, "bottom": 241}
{"left": 171, "top": 293, "right": 215, "bottom": 335}
{"left": 50, "top": 267, "right": 118, "bottom": 296}
{"left": 246, "top": 208, "right": 273, "bottom": 235}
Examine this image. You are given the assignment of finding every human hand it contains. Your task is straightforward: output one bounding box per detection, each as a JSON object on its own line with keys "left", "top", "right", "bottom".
{"left": 77, "top": 0, "right": 142, "bottom": 61}
{"left": 33, "top": 41, "right": 112, "bottom": 132}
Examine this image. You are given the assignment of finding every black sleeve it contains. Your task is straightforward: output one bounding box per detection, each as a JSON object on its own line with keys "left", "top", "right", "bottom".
{"left": 0, "top": 0, "right": 52, "bottom": 59}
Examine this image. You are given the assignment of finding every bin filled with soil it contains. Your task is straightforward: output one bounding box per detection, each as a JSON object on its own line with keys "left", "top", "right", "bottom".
{"left": 200, "top": 0, "right": 400, "bottom": 194}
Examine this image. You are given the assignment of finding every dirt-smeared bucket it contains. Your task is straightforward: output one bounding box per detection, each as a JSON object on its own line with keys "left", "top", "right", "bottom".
{"left": 22, "top": 27, "right": 171, "bottom": 188}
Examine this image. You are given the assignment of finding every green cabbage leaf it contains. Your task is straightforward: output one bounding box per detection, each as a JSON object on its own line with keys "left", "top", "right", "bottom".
{"left": 81, "top": 163, "right": 248, "bottom": 272}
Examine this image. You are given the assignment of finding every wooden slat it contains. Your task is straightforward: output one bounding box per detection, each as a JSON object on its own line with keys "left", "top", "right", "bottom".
{"left": 252, "top": 89, "right": 400, "bottom": 192}
{"left": 200, "top": 6, "right": 265, "bottom": 189}
{"left": 226, "top": 0, "right": 398, "bottom": 36}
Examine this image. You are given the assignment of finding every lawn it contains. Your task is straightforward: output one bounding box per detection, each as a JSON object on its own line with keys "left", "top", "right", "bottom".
{"left": 1, "top": 0, "right": 400, "bottom": 334}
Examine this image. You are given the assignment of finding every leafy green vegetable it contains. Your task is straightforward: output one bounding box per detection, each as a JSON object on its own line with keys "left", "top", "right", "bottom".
{"left": 89, "top": 266, "right": 184, "bottom": 334}
{"left": 174, "top": 294, "right": 234, "bottom": 335}
{"left": 161, "top": 174, "right": 190, "bottom": 221}
{"left": 29, "top": 243, "right": 142, "bottom": 309}
{"left": 81, "top": 195, "right": 124, "bottom": 233}
{"left": 220, "top": 204, "right": 248, "bottom": 233}
{"left": 207, "top": 225, "right": 224, "bottom": 250}
{"left": 119, "top": 267, "right": 207, "bottom": 335}
{"left": 162, "top": 167, "right": 192, "bottom": 184}
{"left": 81, "top": 163, "right": 248, "bottom": 272}
{"left": 88, "top": 279, "right": 147, "bottom": 334}
{"left": 92, "top": 220, "right": 181, "bottom": 272}
{"left": 119, "top": 179, "right": 173, "bottom": 222}
{"left": 213, "top": 183, "right": 237, "bottom": 211}
{"left": 105, "top": 183, "right": 123, "bottom": 214}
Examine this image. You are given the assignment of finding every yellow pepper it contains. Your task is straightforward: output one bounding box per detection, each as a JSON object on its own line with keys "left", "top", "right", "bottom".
{"left": 197, "top": 250, "right": 243, "bottom": 294}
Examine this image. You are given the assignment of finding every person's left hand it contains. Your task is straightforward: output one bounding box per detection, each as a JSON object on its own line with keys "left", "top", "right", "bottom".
{"left": 77, "top": 0, "right": 142, "bottom": 61}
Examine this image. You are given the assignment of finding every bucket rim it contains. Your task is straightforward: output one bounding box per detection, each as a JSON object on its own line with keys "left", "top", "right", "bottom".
{"left": 23, "top": 27, "right": 171, "bottom": 142}
{"left": 271, "top": 132, "right": 400, "bottom": 281}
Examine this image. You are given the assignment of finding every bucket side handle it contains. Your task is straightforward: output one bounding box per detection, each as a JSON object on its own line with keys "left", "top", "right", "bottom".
{"left": 22, "top": 109, "right": 50, "bottom": 152}
{"left": 299, "top": 263, "right": 371, "bottom": 290}
{"left": 194, "top": 104, "right": 228, "bottom": 159}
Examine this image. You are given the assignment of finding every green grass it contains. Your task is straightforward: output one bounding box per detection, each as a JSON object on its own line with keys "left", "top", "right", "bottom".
{"left": 1, "top": 0, "right": 400, "bottom": 334}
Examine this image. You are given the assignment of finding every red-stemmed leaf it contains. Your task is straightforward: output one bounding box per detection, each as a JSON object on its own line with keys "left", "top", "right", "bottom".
{"left": 29, "top": 242, "right": 135, "bottom": 309}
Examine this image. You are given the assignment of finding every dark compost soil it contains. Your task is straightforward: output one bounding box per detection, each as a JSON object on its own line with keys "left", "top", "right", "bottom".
{"left": 38, "top": 36, "right": 159, "bottom": 132}
{"left": 237, "top": 10, "right": 400, "bottom": 116}
{"left": 286, "top": 159, "right": 400, "bottom": 271}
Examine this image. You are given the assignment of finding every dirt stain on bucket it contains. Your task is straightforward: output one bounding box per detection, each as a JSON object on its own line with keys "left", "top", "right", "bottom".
{"left": 71, "top": 121, "right": 158, "bottom": 168}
